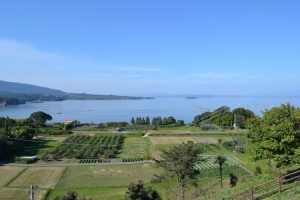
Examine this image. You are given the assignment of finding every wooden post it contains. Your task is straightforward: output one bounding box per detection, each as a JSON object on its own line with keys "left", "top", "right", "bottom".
{"left": 279, "top": 175, "right": 282, "bottom": 193}
{"left": 250, "top": 187, "right": 254, "bottom": 200}
{"left": 29, "top": 185, "right": 34, "bottom": 200}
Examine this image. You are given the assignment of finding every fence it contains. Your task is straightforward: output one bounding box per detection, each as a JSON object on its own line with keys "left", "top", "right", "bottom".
{"left": 222, "top": 169, "right": 300, "bottom": 200}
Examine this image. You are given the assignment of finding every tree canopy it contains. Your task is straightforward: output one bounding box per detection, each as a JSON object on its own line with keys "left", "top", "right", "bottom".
{"left": 247, "top": 103, "right": 300, "bottom": 167}
{"left": 159, "top": 141, "right": 202, "bottom": 200}
{"left": 30, "top": 111, "right": 52, "bottom": 126}
{"left": 125, "top": 180, "right": 161, "bottom": 200}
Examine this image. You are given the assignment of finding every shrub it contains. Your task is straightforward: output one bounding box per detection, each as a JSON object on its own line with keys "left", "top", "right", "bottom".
{"left": 229, "top": 173, "right": 238, "bottom": 187}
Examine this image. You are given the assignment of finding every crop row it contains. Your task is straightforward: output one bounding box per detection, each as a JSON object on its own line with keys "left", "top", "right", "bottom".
{"left": 52, "top": 135, "right": 125, "bottom": 159}
{"left": 79, "top": 159, "right": 110, "bottom": 163}
{"left": 196, "top": 155, "right": 240, "bottom": 170}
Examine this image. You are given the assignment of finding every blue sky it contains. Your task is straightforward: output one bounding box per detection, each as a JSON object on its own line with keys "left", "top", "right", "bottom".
{"left": 0, "top": 0, "right": 300, "bottom": 95}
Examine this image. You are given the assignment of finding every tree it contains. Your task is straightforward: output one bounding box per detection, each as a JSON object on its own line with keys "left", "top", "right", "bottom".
{"left": 247, "top": 103, "right": 300, "bottom": 168}
{"left": 131, "top": 117, "right": 135, "bottom": 125}
{"left": 125, "top": 180, "right": 161, "bottom": 200}
{"left": 214, "top": 155, "right": 227, "bottom": 188}
{"left": 145, "top": 116, "right": 150, "bottom": 125}
{"left": 229, "top": 173, "right": 238, "bottom": 187}
{"left": 159, "top": 141, "right": 202, "bottom": 200}
{"left": 30, "top": 111, "right": 52, "bottom": 126}
{"left": 232, "top": 108, "right": 255, "bottom": 128}
{"left": 55, "top": 191, "right": 88, "bottom": 200}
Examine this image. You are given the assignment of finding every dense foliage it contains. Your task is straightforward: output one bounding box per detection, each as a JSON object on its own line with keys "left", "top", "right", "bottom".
{"left": 193, "top": 106, "right": 255, "bottom": 129}
{"left": 30, "top": 111, "right": 53, "bottom": 126}
{"left": 247, "top": 103, "right": 300, "bottom": 167}
{"left": 131, "top": 116, "right": 184, "bottom": 126}
{"left": 52, "top": 135, "right": 125, "bottom": 159}
{"left": 126, "top": 180, "right": 162, "bottom": 200}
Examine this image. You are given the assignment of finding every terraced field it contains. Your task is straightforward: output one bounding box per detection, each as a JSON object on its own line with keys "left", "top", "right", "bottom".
{"left": 196, "top": 155, "right": 247, "bottom": 177}
{"left": 9, "top": 167, "right": 65, "bottom": 188}
{"left": 0, "top": 166, "right": 26, "bottom": 186}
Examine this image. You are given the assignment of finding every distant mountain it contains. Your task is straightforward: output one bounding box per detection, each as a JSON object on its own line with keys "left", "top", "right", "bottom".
{"left": 0, "top": 80, "right": 151, "bottom": 106}
{"left": 0, "top": 80, "right": 65, "bottom": 95}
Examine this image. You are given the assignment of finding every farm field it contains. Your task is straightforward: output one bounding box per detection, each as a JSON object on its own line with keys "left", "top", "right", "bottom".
{"left": 0, "top": 166, "right": 26, "bottom": 186}
{"left": 148, "top": 136, "right": 197, "bottom": 145}
{"left": 56, "top": 163, "right": 162, "bottom": 188}
{"left": 196, "top": 155, "right": 247, "bottom": 177}
{"left": 119, "top": 136, "right": 150, "bottom": 158}
{"left": 52, "top": 134, "right": 124, "bottom": 159}
{"left": 9, "top": 167, "right": 65, "bottom": 188}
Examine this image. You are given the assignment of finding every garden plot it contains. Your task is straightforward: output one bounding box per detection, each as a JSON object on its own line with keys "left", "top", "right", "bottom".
{"left": 196, "top": 155, "right": 247, "bottom": 177}
{"left": 9, "top": 167, "right": 65, "bottom": 188}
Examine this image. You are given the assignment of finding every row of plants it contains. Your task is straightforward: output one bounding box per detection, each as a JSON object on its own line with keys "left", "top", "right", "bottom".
{"left": 78, "top": 159, "right": 111, "bottom": 163}
{"left": 122, "top": 157, "right": 149, "bottom": 162}
{"left": 52, "top": 134, "right": 125, "bottom": 159}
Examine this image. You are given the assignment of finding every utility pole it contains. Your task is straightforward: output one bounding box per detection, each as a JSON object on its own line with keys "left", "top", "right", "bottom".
{"left": 29, "top": 185, "right": 34, "bottom": 200}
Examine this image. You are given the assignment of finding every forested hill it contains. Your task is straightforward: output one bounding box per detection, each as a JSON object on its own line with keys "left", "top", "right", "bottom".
{"left": 0, "top": 80, "right": 65, "bottom": 95}
{"left": 0, "top": 80, "right": 150, "bottom": 106}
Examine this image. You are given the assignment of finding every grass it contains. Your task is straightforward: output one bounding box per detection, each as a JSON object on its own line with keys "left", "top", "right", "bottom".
{"left": 149, "top": 136, "right": 197, "bottom": 145}
{"left": 9, "top": 167, "right": 66, "bottom": 189}
{"left": 0, "top": 188, "right": 29, "bottom": 200}
{"left": 21, "top": 139, "right": 61, "bottom": 157}
{"left": 57, "top": 163, "right": 162, "bottom": 188}
{"left": 0, "top": 166, "right": 26, "bottom": 186}
{"left": 45, "top": 186, "right": 127, "bottom": 200}
{"left": 119, "top": 136, "right": 150, "bottom": 158}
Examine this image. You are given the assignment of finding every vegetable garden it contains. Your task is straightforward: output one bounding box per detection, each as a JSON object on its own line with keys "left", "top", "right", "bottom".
{"left": 52, "top": 135, "right": 125, "bottom": 159}
{"left": 196, "top": 155, "right": 248, "bottom": 177}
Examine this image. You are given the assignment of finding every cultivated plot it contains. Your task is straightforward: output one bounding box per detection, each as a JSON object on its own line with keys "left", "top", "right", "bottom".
{"left": 57, "top": 163, "right": 162, "bottom": 188}
{"left": 9, "top": 167, "right": 65, "bottom": 188}
{"left": 0, "top": 166, "right": 26, "bottom": 186}
{"left": 120, "top": 137, "right": 150, "bottom": 158}
{"left": 149, "top": 136, "right": 196, "bottom": 145}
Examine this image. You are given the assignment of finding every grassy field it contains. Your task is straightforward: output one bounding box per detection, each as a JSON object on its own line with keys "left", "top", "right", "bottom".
{"left": 9, "top": 167, "right": 66, "bottom": 189}
{"left": 0, "top": 166, "right": 26, "bottom": 186}
{"left": 119, "top": 136, "right": 150, "bottom": 158}
{"left": 46, "top": 186, "right": 127, "bottom": 200}
{"left": 57, "top": 163, "right": 162, "bottom": 188}
{"left": 149, "top": 136, "right": 197, "bottom": 145}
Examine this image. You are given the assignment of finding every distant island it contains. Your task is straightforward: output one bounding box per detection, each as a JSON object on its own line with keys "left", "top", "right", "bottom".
{"left": 185, "top": 96, "right": 198, "bottom": 99}
{"left": 0, "top": 80, "right": 153, "bottom": 106}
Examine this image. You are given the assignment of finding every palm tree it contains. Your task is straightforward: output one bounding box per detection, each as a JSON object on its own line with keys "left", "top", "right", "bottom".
{"left": 214, "top": 155, "right": 227, "bottom": 188}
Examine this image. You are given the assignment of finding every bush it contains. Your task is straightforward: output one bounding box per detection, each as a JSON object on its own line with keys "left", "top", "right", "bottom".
{"left": 255, "top": 166, "right": 262, "bottom": 176}
{"left": 222, "top": 140, "right": 235, "bottom": 150}
{"left": 229, "top": 173, "right": 238, "bottom": 187}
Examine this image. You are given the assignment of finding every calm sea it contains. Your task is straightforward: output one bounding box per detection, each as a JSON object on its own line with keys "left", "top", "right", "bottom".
{"left": 0, "top": 97, "right": 299, "bottom": 123}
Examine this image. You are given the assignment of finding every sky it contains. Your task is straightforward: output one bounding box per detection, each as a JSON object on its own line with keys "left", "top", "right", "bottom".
{"left": 0, "top": 0, "right": 300, "bottom": 96}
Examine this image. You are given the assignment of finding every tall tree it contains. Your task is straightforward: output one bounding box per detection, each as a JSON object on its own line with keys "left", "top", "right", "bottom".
{"left": 214, "top": 155, "right": 227, "bottom": 188}
{"left": 131, "top": 117, "right": 135, "bottom": 125}
{"left": 247, "top": 103, "right": 300, "bottom": 167}
{"left": 29, "top": 111, "right": 52, "bottom": 126}
{"left": 159, "top": 141, "right": 202, "bottom": 200}
{"left": 145, "top": 116, "right": 150, "bottom": 125}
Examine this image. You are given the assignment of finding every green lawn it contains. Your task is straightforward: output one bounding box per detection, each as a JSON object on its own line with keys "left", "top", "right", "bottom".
{"left": 56, "top": 163, "right": 162, "bottom": 188}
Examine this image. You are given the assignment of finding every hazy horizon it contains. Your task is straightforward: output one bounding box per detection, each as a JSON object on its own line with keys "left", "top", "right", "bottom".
{"left": 1, "top": 1, "right": 300, "bottom": 96}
